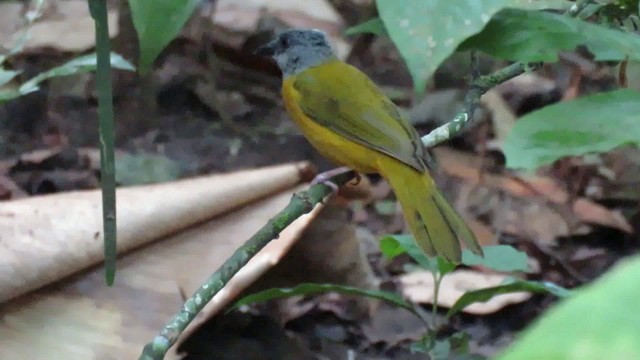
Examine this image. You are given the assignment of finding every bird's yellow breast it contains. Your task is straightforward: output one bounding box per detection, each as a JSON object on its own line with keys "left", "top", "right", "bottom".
{"left": 282, "top": 76, "right": 380, "bottom": 174}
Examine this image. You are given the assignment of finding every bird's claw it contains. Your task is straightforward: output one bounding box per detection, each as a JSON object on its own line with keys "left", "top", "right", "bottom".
{"left": 311, "top": 173, "right": 340, "bottom": 195}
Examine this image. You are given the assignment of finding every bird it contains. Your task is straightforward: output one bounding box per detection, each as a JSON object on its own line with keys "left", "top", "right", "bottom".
{"left": 255, "top": 29, "right": 482, "bottom": 262}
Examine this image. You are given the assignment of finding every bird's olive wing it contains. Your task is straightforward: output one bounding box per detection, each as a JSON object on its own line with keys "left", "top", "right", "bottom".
{"left": 293, "top": 63, "right": 426, "bottom": 171}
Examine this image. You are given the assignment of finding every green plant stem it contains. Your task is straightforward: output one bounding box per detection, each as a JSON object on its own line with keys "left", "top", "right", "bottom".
{"left": 431, "top": 273, "right": 444, "bottom": 328}
{"left": 421, "top": 61, "right": 541, "bottom": 148}
{"left": 138, "top": 172, "right": 355, "bottom": 360}
{"left": 88, "top": 0, "right": 117, "bottom": 285}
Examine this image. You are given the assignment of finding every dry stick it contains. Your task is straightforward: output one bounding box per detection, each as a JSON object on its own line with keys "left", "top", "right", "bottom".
{"left": 137, "top": 61, "right": 536, "bottom": 359}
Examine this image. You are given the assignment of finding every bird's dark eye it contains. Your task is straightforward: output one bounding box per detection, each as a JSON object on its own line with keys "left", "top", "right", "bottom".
{"left": 280, "top": 37, "right": 289, "bottom": 47}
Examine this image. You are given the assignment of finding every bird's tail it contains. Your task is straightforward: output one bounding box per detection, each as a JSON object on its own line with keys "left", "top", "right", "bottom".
{"left": 377, "top": 157, "right": 482, "bottom": 262}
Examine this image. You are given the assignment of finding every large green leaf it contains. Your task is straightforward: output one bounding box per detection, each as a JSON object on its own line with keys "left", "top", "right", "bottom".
{"left": 231, "top": 283, "right": 415, "bottom": 314}
{"left": 498, "top": 256, "right": 640, "bottom": 360}
{"left": 375, "top": 0, "right": 568, "bottom": 92}
{"left": 503, "top": 89, "right": 640, "bottom": 170}
{"left": 129, "top": 0, "right": 200, "bottom": 74}
{"left": 462, "top": 8, "right": 640, "bottom": 62}
{"left": 447, "top": 279, "right": 572, "bottom": 317}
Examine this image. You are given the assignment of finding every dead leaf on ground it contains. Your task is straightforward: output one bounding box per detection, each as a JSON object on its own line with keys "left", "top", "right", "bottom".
{"left": 77, "top": 147, "right": 128, "bottom": 171}
{"left": 0, "top": 163, "right": 318, "bottom": 359}
{"left": 466, "top": 218, "right": 497, "bottom": 247}
{"left": 573, "top": 198, "right": 632, "bottom": 233}
{"left": 399, "top": 270, "right": 531, "bottom": 315}
{"left": 494, "top": 72, "right": 560, "bottom": 115}
{"left": 0, "top": 162, "right": 308, "bottom": 303}
{"left": 0, "top": 176, "right": 28, "bottom": 200}
{"left": 433, "top": 147, "right": 633, "bottom": 238}
{"left": 10, "top": 146, "right": 108, "bottom": 173}
{"left": 253, "top": 203, "right": 380, "bottom": 323}
{"left": 203, "top": 0, "right": 350, "bottom": 59}
{"left": 12, "top": 169, "right": 99, "bottom": 194}
{"left": 0, "top": 0, "right": 118, "bottom": 52}
{"left": 481, "top": 89, "right": 517, "bottom": 146}
{"left": 362, "top": 304, "right": 426, "bottom": 346}
{"left": 408, "top": 89, "right": 465, "bottom": 126}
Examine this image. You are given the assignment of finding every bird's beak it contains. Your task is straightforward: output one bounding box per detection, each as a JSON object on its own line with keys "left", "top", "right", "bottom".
{"left": 254, "top": 39, "right": 277, "bottom": 57}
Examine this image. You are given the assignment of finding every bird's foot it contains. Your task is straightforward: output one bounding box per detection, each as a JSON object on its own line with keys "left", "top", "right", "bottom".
{"left": 311, "top": 166, "right": 357, "bottom": 195}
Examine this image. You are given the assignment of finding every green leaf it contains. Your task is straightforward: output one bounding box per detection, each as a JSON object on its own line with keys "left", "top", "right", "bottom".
{"left": 503, "top": 89, "right": 640, "bottom": 170}
{"left": 428, "top": 338, "right": 451, "bottom": 360}
{"left": 461, "top": 8, "right": 640, "bottom": 63}
{"left": 115, "top": 153, "right": 181, "bottom": 186}
{"left": 411, "top": 332, "right": 478, "bottom": 360}
{"left": 0, "top": 90, "right": 22, "bottom": 103}
{"left": 18, "top": 52, "right": 135, "bottom": 95}
{"left": 447, "top": 279, "right": 572, "bottom": 317}
{"left": 379, "top": 235, "right": 407, "bottom": 260}
{"left": 437, "top": 256, "right": 457, "bottom": 276}
{"left": 462, "top": 245, "right": 529, "bottom": 272}
{"left": 498, "top": 256, "right": 640, "bottom": 360}
{"left": 231, "top": 283, "right": 415, "bottom": 314}
{"left": 380, "top": 235, "right": 435, "bottom": 271}
{"left": 345, "top": 17, "right": 387, "bottom": 36}
{"left": 0, "top": 69, "right": 21, "bottom": 88}
{"left": 381, "top": 239, "right": 528, "bottom": 273}
{"left": 375, "top": 0, "right": 568, "bottom": 92}
{"left": 129, "top": 0, "right": 200, "bottom": 74}
{"left": 410, "top": 333, "right": 436, "bottom": 354}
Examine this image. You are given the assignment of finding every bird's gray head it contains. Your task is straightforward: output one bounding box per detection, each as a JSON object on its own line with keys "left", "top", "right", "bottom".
{"left": 255, "top": 29, "right": 335, "bottom": 77}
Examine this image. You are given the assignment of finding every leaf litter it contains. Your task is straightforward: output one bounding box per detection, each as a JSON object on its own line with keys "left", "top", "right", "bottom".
{"left": 0, "top": 0, "right": 638, "bottom": 359}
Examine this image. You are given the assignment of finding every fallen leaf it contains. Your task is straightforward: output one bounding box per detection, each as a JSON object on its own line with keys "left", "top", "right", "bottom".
{"left": 481, "top": 89, "right": 517, "bottom": 144}
{"left": 14, "top": 170, "right": 98, "bottom": 194}
{"left": 466, "top": 218, "right": 497, "bottom": 247}
{"left": 0, "top": 163, "right": 318, "bottom": 359}
{"left": 0, "top": 176, "right": 27, "bottom": 200}
{"left": 399, "top": 270, "right": 531, "bottom": 315}
{"left": 0, "top": 162, "right": 308, "bottom": 303}
{"left": 433, "top": 147, "right": 633, "bottom": 235}
{"left": 362, "top": 304, "right": 426, "bottom": 346}
{"left": 208, "top": 0, "right": 350, "bottom": 59}
{"left": 0, "top": 1, "right": 119, "bottom": 52}
{"left": 572, "top": 198, "right": 632, "bottom": 233}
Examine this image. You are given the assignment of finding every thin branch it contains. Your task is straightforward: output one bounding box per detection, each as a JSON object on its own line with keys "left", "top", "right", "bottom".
{"left": 422, "top": 0, "right": 587, "bottom": 148}
{"left": 138, "top": 171, "right": 355, "bottom": 360}
{"left": 138, "top": 60, "right": 537, "bottom": 360}
{"left": 137, "top": 1, "right": 596, "bottom": 356}
{"left": 421, "top": 61, "right": 542, "bottom": 148}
